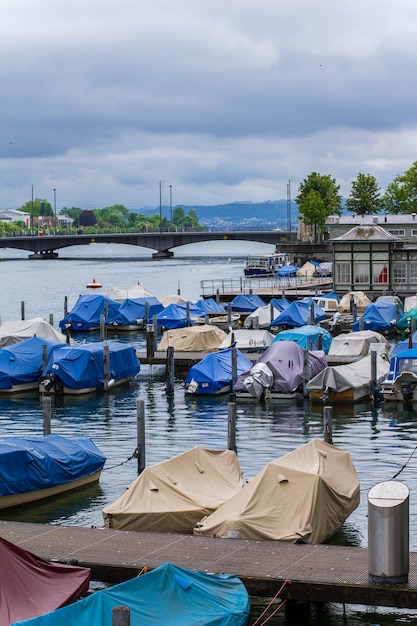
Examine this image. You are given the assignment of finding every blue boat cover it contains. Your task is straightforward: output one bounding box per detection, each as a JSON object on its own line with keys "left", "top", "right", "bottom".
{"left": 273, "top": 324, "right": 333, "bottom": 353}
{"left": 194, "top": 298, "right": 226, "bottom": 314}
{"left": 59, "top": 294, "right": 121, "bottom": 331}
{"left": 11, "top": 562, "right": 250, "bottom": 626}
{"left": 231, "top": 294, "right": 267, "bottom": 312}
{"left": 156, "top": 302, "right": 202, "bottom": 329}
{"left": 271, "top": 298, "right": 326, "bottom": 327}
{"left": 42, "top": 341, "right": 140, "bottom": 390}
{"left": 0, "top": 336, "right": 66, "bottom": 389}
{"left": 105, "top": 296, "right": 164, "bottom": 326}
{"left": 184, "top": 347, "right": 253, "bottom": 394}
{"left": 270, "top": 297, "right": 291, "bottom": 312}
{"left": 0, "top": 434, "right": 105, "bottom": 496}
{"left": 352, "top": 301, "right": 402, "bottom": 332}
{"left": 276, "top": 264, "right": 298, "bottom": 276}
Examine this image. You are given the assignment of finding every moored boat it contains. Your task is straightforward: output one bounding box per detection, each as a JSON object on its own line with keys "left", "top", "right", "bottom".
{"left": 380, "top": 348, "right": 417, "bottom": 403}
{"left": 243, "top": 251, "right": 289, "bottom": 277}
{"left": 0, "top": 434, "right": 106, "bottom": 510}
{"left": 59, "top": 294, "right": 120, "bottom": 332}
{"left": 10, "top": 562, "right": 250, "bottom": 626}
{"left": 184, "top": 347, "right": 252, "bottom": 396}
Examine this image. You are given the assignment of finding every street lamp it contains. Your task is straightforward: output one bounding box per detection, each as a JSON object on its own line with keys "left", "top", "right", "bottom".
{"left": 170, "top": 185, "right": 172, "bottom": 231}
{"left": 53, "top": 188, "right": 56, "bottom": 233}
{"left": 159, "top": 180, "right": 162, "bottom": 233}
{"left": 31, "top": 185, "right": 34, "bottom": 235}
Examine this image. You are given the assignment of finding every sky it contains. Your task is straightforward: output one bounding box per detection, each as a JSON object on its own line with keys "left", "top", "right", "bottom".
{"left": 1, "top": 0, "right": 417, "bottom": 212}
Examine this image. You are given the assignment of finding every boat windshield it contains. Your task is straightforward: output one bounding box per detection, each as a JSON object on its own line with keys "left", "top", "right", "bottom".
{"left": 398, "top": 359, "right": 417, "bottom": 374}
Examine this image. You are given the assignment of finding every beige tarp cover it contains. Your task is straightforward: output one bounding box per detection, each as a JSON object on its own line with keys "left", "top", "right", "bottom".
{"left": 307, "top": 354, "right": 390, "bottom": 394}
{"left": 328, "top": 330, "right": 391, "bottom": 357}
{"left": 157, "top": 325, "right": 227, "bottom": 352}
{"left": 193, "top": 439, "right": 360, "bottom": 544}
{"left": 296, "top": 261, "right": 316, "bottom": 278}
{"left": 219, "top": 329, "right": 275, "bottom": 351}
{"left": 337, "top": 291, "right": 371, "bottom": 313}
{"left": 157, "top": 294, "right": 187, "bottom": 307}
{"left": 0, "top": 317, "right": 68, "bottom": 348}
{"left": 107, "top": 284, "right": 153, "bottom": 301}
{"left": 102, "top": 446, "right": 244, "bottom": 533}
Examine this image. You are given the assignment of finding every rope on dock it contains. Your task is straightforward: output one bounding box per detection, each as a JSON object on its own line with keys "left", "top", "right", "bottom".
{"left": 250, "top": 579, "right": 291, "bottom": 626}
{"left": 102, "top": 448, "right": 139, "bottom": 471}
{"left": 391, "top": 445, "right": 417, "bottom": 480}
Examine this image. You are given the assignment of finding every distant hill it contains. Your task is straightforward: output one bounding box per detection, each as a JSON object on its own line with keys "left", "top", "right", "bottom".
{"left": 136, "top": 200, "right": 298, "bottom": 230}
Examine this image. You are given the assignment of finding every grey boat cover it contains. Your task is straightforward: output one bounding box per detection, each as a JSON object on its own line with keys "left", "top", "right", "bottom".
{"left": 193, "top": 439, "right": 360, "bottom": 544}
{"left": 218, "top": 329, "right": 275, "bottom": 351}
{"left": 102, "top": 446, "right": 244, "bottom": 533}
{"left": 158, "top": 325, "right": 227, "bottom": 352}
{"left": 0, "top": 317, "right": 68, "bottom": 348}
{"left": 328, "top": 330, "right": 391, "bottom": 357}
{"left": 307, "top": 353, "right": 390, "bottom": 394}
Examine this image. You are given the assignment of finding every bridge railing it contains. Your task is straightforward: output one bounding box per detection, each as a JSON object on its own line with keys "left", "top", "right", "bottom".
{"left": 200, "top": 274, "right": 332, "bottom": 297}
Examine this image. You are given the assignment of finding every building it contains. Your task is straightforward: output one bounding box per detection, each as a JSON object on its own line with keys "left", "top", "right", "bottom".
{"left": 326, "top": 213, "right": 417, "bottom": 241}
{"left": 0, "top": 209, "right": 30, "bottom": 227}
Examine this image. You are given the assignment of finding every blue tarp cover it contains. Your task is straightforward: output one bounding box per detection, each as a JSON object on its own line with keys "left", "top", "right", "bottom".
{"left": 231, "top": 294, "right": 267, "bottom": 312}
{"left": 276, "top": 264, "right": 298, "bottom": 276}
{"left": 156, "top": 302, "right": 202, "bottom": 328}
{"left": 273, "top": 324, "right": 333, "bottom": 354}
{"left": 105, "top": 296, "right": 163, "bottom": 325}
{"left": 0, "top": 336, "right": 65, "bottom": 389}
{"left": 42, "top": 341, "right": 140, "bottom": 390}
{"left": 270, "top": 297, "right": 291, "bottom": 312}
{"left": 12, "top": 562, "right": 250, "bottom": 626}
{"left": 271, "top": 298, "right": 326, "bottom": 327}
{"left": 352, "top": 301, "right": 402, "bottom": 332}
{"left": 59, "top": 294, "right": 121, "bottom": 331}
{"left": 0, "top": 434, "right": 105, "bottom": 496}
{"left": 185, "top": 348, "right": 253, "bottom": 394}
{"left": 194, "top": 298, "right": 226, "bottom": 314}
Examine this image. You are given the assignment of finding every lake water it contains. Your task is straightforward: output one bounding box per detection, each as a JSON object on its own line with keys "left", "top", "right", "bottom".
{"left": 0, "top": 240, "right": 416, "bottom": 624}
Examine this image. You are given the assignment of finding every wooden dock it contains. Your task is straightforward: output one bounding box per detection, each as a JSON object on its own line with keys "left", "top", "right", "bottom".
{"left": 2, "top": 521, "right": 417, "bottom": 609}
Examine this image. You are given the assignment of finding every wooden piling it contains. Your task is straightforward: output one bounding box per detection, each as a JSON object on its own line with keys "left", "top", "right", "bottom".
{"left": 137, "top": 399, "right": 146, "bottom": 475}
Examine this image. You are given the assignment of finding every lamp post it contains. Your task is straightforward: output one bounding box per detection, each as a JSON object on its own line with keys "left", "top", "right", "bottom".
{"left": 53, "top": 188, "right": 56, "bottom": 233}
{"left": 159, "top": 180, "right": 162, "bottom": 233}
{"left": 169, "top": 185, "right": 172, "bottom": 231}
{"left": 31, "top": 185, "right": 34, "bottom": 235}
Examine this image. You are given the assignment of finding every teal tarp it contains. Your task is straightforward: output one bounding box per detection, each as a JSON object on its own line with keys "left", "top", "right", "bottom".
{"left": 12, "top": 562, "right": 250, "bottom": 626}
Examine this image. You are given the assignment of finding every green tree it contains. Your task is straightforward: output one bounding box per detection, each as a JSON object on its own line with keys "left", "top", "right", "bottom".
{"left": 345, "top": 173, "right": 383, "bottom": 215}
{"left": 62, "top": 207, "right": 83, "bottom": 223}
{"left": 18, "top": 198, "right": 53, "bottom": 218}
{"left": 383, "top": 162, "right": 417, "bottom": 213}
{"left": 172, "top": 206, "right": 185, "bottom": 225}
{"left": 296, "top": 172, "right": 342, "bottom": 239}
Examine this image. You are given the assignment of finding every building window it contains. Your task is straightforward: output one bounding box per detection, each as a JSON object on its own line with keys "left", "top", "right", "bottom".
{"left": 354, "top": 263, "right": 369, "bottom": 284}
{"left": 336, "top": 263, "right": 351, "bottom": 283}
{"left": 393, "top": 263, "right": 406, "bottom": 283}
{"left": 388, "top": 229, "right": 405, "bottom": 236}
{"left": 373, "top": 264, "right": 388, "bottom": 284}
{"left": 410, "top": 263, "right": 417, "bottom": 283}
{"left": 412, "top": 229, "right": 417, "bottom": 237}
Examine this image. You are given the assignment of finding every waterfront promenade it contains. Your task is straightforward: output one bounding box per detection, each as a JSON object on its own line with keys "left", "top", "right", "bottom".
{"left": 2, "top": 521, "right": 417, "bottom": 609}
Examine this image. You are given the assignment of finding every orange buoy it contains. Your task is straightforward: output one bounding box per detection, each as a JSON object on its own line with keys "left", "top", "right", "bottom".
{"left": 86, "top": 278, "right": 102, "bottom": 289}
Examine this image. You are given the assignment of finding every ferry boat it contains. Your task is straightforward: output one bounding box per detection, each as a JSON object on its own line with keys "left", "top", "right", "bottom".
{"left": 243, "top": 251, "right": 289, "bottom": 277}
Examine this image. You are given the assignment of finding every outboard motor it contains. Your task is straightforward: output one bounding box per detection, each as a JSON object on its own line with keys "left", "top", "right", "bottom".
{"left": 400, "top": 381, "right": 414, "bottom": 403}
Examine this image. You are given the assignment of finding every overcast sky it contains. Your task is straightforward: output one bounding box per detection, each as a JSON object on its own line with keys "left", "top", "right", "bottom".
{"left": 1, "top": 0, "right": 417, "bottom": 212}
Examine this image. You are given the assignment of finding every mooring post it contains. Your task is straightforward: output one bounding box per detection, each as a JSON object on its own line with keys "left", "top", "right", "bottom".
{"left": 166, "top": 346, "right": 175, "bottom": 396}
{"left": 42, "top": 343, "right": 48, "bottom": 371}
{"left": 99, "top": 314, "right": 106, "bottom": 341}
{"left": 227, "top": 302, "right": 232, "bottom": 328}
{"left": 42, "top": 396, "right": 52, "bottom": 436}
{"left": 323, "top": 406, "right": 333, "bottom": 444}
{"left": 303, "top": 349, "right": 310, "bottom": 397}
{"left": 64, "top": 295, "right": 68, "bottom": 316}
{"left": 103, "top": 345, "right": 110, "bottom": 390}
{"left": 137, "top": 398, "right": 146, "bottom": 475}
{"left": 49, "top": 313, "right": 53, "bottom": 326}
{"left": 309, "top": 301, "right": 314, "bottom": 325}
{"left": 370, "top": 349, "right": 377, "bottom": 396}
{"left": 21, "top": 301, "right": 25, "bottom": 321}
{"left": 112, "top": 605, "right": 130, "bottom": 626}
{"left": 228, "top": 402, "right": 237, "bottom": 452}
{"left": 231, "top": 344, "right": 237, "bottom": 393}
{"left": 186, "top": 301, "right": 190, "bottom": 327}
{"left": 144, "top": 301, "right": 149, "bottom": 327}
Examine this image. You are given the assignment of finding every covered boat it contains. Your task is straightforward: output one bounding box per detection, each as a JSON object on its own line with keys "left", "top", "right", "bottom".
{"left": 380, "top": 348, "right": 417, "bottom": 403}
{"left": 231, "top": 293, "right": 267, "bottom": 313}
{"left": 193, "top": 298, "right": 226, "bottom": 316}
{"left": 234, "top": 340, "right": 327, "bottom": 401}
{"left": 0, "top": 536, "right": 90, "bottom": 626}
{"left": 156, "top": 302, "right": 202, "bottom": 329}
{"left": 11, "top": 562, "right": 250, "bottom": 626}
{"left": 59, "top": 294, "right": 120, "bottom": 332}
{"left": 219, "top": 328, "right": 275, "bottom": 352}
{"left": 296, "top": 260, "right": 318, "bottom": 278}
{"left": 0, "top": 336, "right": 66, "bottom": 394}
{"left": 105, "top": 296, "right": 164, "bottom": 330}
{"left": 273, "top": 324, "right": 333, "bottom": 354}
{"left": 271, "top": 298, "right": 326, "bottom": 328}
{"left": 194, "top": 438, "right": 360, "bottom": 544}
{"left": 0, "top": 434, "right": 105, "bottom": 510}
{"left": 243, "top": 298, "right": 290, "bottom": 329}
{"left": 351, "top": 301, "right": 402, "bottom": 333}
{"left": 157, "top": 324, "right": 226, "bottom": 352}
{"left": 184, "top": 347, "right": 252, "bottom": 395}
{"left": 337, "top": 291, "right": 371, "bottom": 313}
{"left": 244, "top": 251, "right": 289, "bottom": 277}
{"left": 307, "top": 353, "right": 390, "bottom": 403}
{"left": 107, "top": 282, "right": 153, "bottom": 302}
{"left": 0, "top": 317, "right": 68, "bottom": 348}
{"left": 395, "top": 306, "right": 417, "bottom": 337}
{"left": 102, "top": 446, "right": 244, "bottom": 533}
{"left": 328, "top": 330, "right": 391, "bottom": 360}
{"left": 40, "top": 340, "right": 140, "bottom": 394}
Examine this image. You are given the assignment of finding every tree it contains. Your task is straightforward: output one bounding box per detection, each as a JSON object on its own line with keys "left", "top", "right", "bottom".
{"left": 18, "top": 198, "right": 53, "bottom": 218}
{"left": 63, "top": 207, "right": 83, "bottom": 223}
{"left": 345, "top": 173, "right": 383, "bottom": 215}
{"left": 296, "top": 172, "right": 342, "bottom": 239}
{"left": 383, "top": 161, "right": 417, "bottom": 214}
{"left": 79, "top": 210, "right": 97, "bottom": 227}
{"left": 172, "top": 206, "right": 185, "bottom": 225}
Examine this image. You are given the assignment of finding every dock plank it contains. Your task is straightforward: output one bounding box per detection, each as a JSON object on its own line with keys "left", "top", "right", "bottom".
{"left": 1, "top": 521, "right": 417, "bottom": 608}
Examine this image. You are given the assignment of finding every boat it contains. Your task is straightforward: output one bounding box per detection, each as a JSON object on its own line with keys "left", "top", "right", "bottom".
{"left": 102, "top": 446, "right": 244, "bottom": 533}
{"left": 230, "top": 293, "right": 267, "bottom": 313}
{"left": 86, "top": 278, "right": 102, "bottom": 289}
{"left": 243, "top": 297, "right": 291, "bottom": 329}
{"left": 311, "top": 295, "right": 340, "bottom": 317}
{"left": 0, "top": 336, "right": 67, "bottom": 394}
{"left": 156, "top": 302, "right": 202, "bottom": 329}
{"left": 193, "top": 438, "right": 360, "bottom": 544}
{"left": 307, "top": 353, "right": 390, "bottom": 403}
{"left": 233, "top": 340, "right": 327, "bottom": 401}
{"left": 157, "top": 324, "right": 227, "bottom": 353}
{"left": 395, "top": 306, "right": 417, "bottom": 337}
{"left": 0, "top": 317, "right": 68, "bottom": 348}
{"left": 218, "top": 328, "right": 275, "bottom": 352}
{"left": 272, "top": 324, "right": 333, "bottom": 353}
{"left": 208, "top": 312, "right": 240, "bottom": 331}
{"left": 327, "top": 330, "right": 392, "bottom": 362}
{"left": 184, "top": 347, "right": 252, "bottom": 396}
{"left": 337, "top": 291, "right": 372, "bottom": 314}
{"left": 0, "top": 434, "right": 105, "bottom": 510}
{"left": 11, "top": 562, "right": 250, "bottom": 626}
{"left": 243, "top": 251, "right": 289, "bottom": 277}
{"left": 351, "top": 301, "right": 403, "bottom": 333}
{"left": 107, "top": 282, "right": 153, "bottom": 301}
{"left": 59, "top": 294, "right": 121, "bottom": 332}
{"left": 105, "top": 296, "right": 164, "bottom": 330}
{"left": 0, "top": 536, "right": 90, "bottom": 625}
{"left": 380, "top": 348, "right": 417, "bottom": 403}
{"left": 271, "top": 298, "right": 326, "bottom": 328}
{"left": 39, "top": 340, "right": 140, "bottom": 395}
